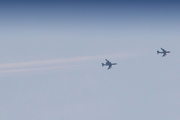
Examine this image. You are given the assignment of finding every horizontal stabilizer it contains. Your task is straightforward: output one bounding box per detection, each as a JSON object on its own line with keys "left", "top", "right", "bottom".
{"left": 157, "top": 51, "right": 160, "bottom": 54}
{"left": 102, "top": 63, "right": 105, "bottom": 67}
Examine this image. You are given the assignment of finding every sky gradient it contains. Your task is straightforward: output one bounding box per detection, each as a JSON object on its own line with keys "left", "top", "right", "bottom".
{"left": 0, "top": 1, "right": 180, "bottom": 120}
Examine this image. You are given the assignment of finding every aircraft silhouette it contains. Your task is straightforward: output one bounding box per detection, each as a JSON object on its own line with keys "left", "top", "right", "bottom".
{"left": 157, "top": 48, "right": 170, "bottom": 57}
{"left": 102, "top": 59, "right": 117, "bottom": 70}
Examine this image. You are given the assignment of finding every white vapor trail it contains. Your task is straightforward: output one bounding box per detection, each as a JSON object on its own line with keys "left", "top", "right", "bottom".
{"left": 0, "top": 65, "right": 78, "bottom": 73}
{"left": 0, "top": 53, "right": 135, "bottom": 73}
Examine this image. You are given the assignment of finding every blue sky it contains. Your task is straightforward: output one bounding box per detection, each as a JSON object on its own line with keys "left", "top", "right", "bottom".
{"left": 0, "top": 1, "right": 180, "bottom": 120}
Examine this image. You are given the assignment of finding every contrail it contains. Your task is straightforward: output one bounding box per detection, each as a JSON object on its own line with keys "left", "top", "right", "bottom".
{"left": 0, "top": 53, "right": 135, "bottom": 73}
{"left": 0, "top": 65, "right": 78, "bottom": 73}
{"left": 0, "top": 56, "right": 91, "bottom": 69}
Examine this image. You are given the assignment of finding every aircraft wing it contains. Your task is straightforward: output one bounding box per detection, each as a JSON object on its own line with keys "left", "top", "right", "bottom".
{"left": 105, "top": 59, "right": 111, "bottom": 64}
{"left": 161, "top": 48, "right": 166, "bottom": 52}
{"left": 105, "top": 59, "right": 110, "bottom": 62}
{"left": 107, "top": 65, "right": 112, "bottom": 70}
{"left": 162, "top": 53, "right": 167, "bottom": 57}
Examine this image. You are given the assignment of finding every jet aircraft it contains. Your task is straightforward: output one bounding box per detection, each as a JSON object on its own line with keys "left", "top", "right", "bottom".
{"left": 102, "top": 59, "right": 117, "bottom": 70}
{"left": 157, "top": 48, "right": 171, "bottom": 57}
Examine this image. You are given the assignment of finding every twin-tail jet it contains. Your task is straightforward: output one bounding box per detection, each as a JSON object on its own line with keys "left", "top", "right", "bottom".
{"left": 157, "top": 48, "right": 171, "bottom": 57}
{"left": 102, "top": 59, "right": 117, "bottom": 70}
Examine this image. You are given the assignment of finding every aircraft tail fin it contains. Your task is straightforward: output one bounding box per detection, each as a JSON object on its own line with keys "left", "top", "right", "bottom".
{"left": 102, "top": 63, "right": 105, "bottom": 67}
{"left": 157, "top": 51, "right": 160, "bottom": 54}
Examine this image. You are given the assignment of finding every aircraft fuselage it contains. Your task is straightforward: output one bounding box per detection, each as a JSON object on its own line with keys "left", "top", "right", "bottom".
{"left": 157, "top": 48, "right": 170, "bottom": 57}
{"left": 102, "top": 59, "right": 117, "bottom": 70}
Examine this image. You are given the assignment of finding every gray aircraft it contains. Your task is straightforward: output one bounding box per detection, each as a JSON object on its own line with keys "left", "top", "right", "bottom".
{"left": 102, "top": 59, "right": 117, "bottom": 70}
{"left": 157, "top": 48, "right": 171, "bottom": 57}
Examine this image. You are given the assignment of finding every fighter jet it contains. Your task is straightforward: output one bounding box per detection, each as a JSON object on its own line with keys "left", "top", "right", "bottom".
{"left": 157, "top": 48, "right": 171, "bottom": 57}
{"left": 102, "top": 59, "right": 117, "bottom": 70}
